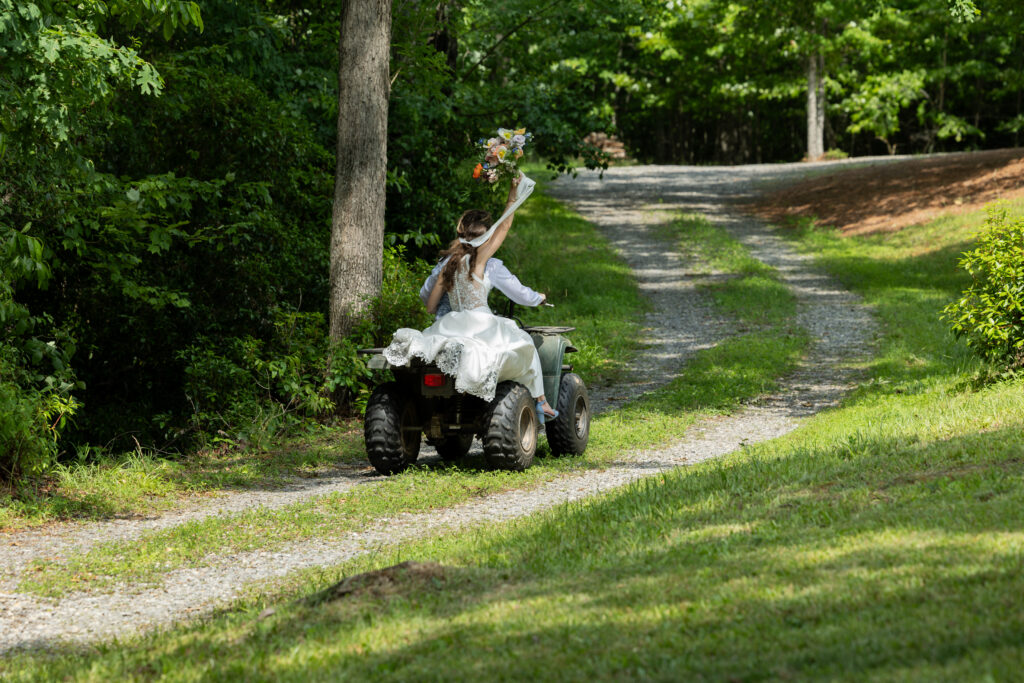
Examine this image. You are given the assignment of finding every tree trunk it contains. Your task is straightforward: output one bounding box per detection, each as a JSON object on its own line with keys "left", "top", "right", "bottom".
{"left": 330, "top": 0, "right": 393, "bottom": 340}
{"left": 429, "top": 1, "right": 459, "bottom": 86}
{"left": 806, "top": 51, "right": 825, "bottom": 161}
{"left": 1016, "top": 42, "right": 1023, "bottom": 148}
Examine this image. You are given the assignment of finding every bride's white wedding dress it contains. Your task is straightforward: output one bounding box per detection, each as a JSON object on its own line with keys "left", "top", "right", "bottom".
{"left": 383, "top": 255, "right": 544, "bottom": 402}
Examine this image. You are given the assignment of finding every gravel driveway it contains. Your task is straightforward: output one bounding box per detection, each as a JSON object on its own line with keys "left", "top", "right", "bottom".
{"left": 0, "top": 161, "right": 878, "bottom": 653}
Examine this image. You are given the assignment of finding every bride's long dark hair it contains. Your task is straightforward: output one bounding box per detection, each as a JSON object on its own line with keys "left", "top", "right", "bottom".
{"left": 439, "top": 209, "right": 492, "bottom": 293}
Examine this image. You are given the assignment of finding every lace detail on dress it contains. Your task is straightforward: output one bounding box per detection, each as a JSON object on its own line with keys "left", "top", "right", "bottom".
{"left": 449, "top": 255, "right": 490, "bottom": 312}
{"left": 434, "top": 341, "right": 463, "bottom": 377}
{"left": 383, "top": 331, "right": 501, "bottom": 402}
{"left": 435, "top": 339, "right": 499, "bottom": 401}
{"left": 382, "top": 328, "right": 420, "bottom": 368}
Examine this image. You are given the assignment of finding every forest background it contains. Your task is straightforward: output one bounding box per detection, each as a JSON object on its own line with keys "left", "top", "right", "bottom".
{"left": 2, "top": 0, "right": 1021, "bottom": 480}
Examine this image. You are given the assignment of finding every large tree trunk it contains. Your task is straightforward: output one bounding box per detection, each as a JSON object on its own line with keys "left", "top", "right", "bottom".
{"left": 806, "top": 51, "right": 825, "bottom": 161}
{"left": 330, "top": 0, "right": 393, "bottom": 340}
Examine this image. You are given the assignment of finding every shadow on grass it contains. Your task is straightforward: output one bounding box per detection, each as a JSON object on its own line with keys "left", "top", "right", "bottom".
{"left": 286, "top": 425, "right": 1024, "bottom": 679}
{"left": 37, "top": 425, "right": 1022, "bottom": 680}
{"left": 2, "top": 426, "right": 370, "bottom": 528}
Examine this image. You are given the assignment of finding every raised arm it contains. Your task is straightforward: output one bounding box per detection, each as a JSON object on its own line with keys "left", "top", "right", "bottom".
{"left": 474, "top": 174, "right": 521, "bottom": 269}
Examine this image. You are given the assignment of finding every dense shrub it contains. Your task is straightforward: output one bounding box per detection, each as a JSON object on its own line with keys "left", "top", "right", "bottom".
{"left": 178, "top": 311, "right": 369, "bottom": 448}
{"left": 0, "top": 208, "right": 80, "bottom": 480}
{"left": 0, "top": 347, "right": 79, "bottom": 481}
{"left": 176, "top": 245, "right": 431, "bottom": 447}
{"left": 943, "top": 206, "right": 1024, "bottom": 370}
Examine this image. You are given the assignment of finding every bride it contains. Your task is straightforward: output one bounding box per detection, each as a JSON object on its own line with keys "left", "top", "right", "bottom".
{"left": 383, "top": 174, "right": 558, "bottom": 423}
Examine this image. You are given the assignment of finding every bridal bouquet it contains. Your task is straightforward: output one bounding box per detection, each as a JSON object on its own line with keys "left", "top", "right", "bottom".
{"left": 473, "top": 127, "right": 532, "bottom": 184}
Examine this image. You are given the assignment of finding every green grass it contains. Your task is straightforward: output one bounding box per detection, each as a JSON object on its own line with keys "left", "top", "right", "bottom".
{"left": 660, "top": 213, "right": 797, "bottom": 329}
{"left": 13, "top": 211, "right": 807, "bottom": 598}
{"left": 0, "top": 423, "right": 367, "bottom": 531}
{"left": 659, "top": 212, "right": 774, "bottom": 277}
{"left": 8, "top": 203, "right": 1023, "bottom": 680}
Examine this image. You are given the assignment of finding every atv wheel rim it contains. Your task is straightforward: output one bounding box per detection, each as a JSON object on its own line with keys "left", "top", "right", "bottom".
{"left": 519, "top": 406, "right": 537, "bottom": 453}
{"left": 574, "top": 396, "right": 588, "bottom": 438}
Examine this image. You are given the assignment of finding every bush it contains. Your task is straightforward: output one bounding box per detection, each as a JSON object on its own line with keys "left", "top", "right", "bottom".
{"left": 1, "top": 223, "right": 80, "bottom": 480}
{"left": 179, "top": 310, "right": 371, "bottom": 448}
{"left": 176, "top": 245, "right": 433, "bottom": 446}
{"left": 942, "top": 206, "right": 1024, "bottom": 370}
{"left": 352, "top": 245, "right": 434, "bottom": 348}
{"left": 0, "top": 347, "right": 79, "bottom": 480}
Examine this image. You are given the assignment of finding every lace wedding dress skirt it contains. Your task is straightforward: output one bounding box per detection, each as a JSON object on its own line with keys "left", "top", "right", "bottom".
{"left": 384, "top": 256, "right": 544, "bottom": 402}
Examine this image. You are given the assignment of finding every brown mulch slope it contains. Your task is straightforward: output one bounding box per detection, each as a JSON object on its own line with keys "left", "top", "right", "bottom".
{"left": 751, "top": 148, "right": 1024, "bottom": 235}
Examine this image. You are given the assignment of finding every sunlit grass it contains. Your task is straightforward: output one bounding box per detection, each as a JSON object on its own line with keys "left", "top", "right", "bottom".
{"left": 660, "top": 212, "right": 774, "bottom": 277}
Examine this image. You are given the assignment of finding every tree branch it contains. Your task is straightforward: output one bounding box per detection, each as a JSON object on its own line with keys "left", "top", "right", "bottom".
{"left": 460, "top": 0, "right": 560, "bottom": 77}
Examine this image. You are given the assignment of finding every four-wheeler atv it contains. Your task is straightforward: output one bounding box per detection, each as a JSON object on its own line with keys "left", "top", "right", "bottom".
{"left": 358, "top": 301, "right": 590, "bottom": 475}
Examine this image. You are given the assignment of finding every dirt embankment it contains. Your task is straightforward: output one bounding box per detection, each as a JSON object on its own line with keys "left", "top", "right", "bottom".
{"left": 752, "top": 148, "right": 1024, "bottom": 235}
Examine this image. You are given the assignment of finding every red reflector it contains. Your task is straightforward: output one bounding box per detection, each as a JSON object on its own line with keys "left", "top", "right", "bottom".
{"left": 423, "top": 373, "right": 446, "bottom": 387}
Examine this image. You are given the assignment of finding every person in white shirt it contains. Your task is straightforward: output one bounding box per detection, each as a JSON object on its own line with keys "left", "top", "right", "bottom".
{"left": 419, "top": 256, "right": 545, "bottom": 318}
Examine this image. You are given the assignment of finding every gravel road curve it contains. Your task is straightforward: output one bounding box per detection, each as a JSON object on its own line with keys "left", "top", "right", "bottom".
{"left": 0, "top": 161, "right": 878, "bottom": 653}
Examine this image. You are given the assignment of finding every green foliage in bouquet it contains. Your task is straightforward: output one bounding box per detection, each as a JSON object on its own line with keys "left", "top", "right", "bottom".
{"left": 942, "top": 206, "right": 1024, "bottom": 371}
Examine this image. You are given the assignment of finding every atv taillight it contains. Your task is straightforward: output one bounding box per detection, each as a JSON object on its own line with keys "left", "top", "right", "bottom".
{"left": 423, "top": 373, "right": 446, "bottom": 387}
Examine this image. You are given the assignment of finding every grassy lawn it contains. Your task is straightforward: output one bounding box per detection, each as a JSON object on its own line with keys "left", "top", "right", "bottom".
{"left": 13, "top": 210, "right": 806, "bottom": 598}
{"left": 8, "top": 201, "right": 1024, "bottom": 680}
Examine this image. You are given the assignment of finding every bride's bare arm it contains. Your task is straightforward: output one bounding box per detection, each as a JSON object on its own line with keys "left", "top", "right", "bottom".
{"left": 475, "top": 175, "right": 521, "bottom": 269}
{"left": 425, "top": 274, "right": 446, "bottom": 314}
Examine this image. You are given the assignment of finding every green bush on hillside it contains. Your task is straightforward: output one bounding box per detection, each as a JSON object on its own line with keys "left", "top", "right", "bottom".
{"left": 943, "top": 206, "right": 1024, "bottom": 370}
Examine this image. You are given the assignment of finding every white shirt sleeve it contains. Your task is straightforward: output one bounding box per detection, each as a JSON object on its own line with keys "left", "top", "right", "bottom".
{"left": 420, "top": 257, "right": 449, "bottom": 304}
{"left": 486, "top": 259, "right": 544, "bottom": 306}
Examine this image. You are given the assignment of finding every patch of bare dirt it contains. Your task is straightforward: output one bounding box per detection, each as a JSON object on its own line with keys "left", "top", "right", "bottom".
{"left": 752, "top": 148, "right": 1024, "bottom": 235}
{"left": 320, "top": 561, "right": 453, "bottom": 601}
